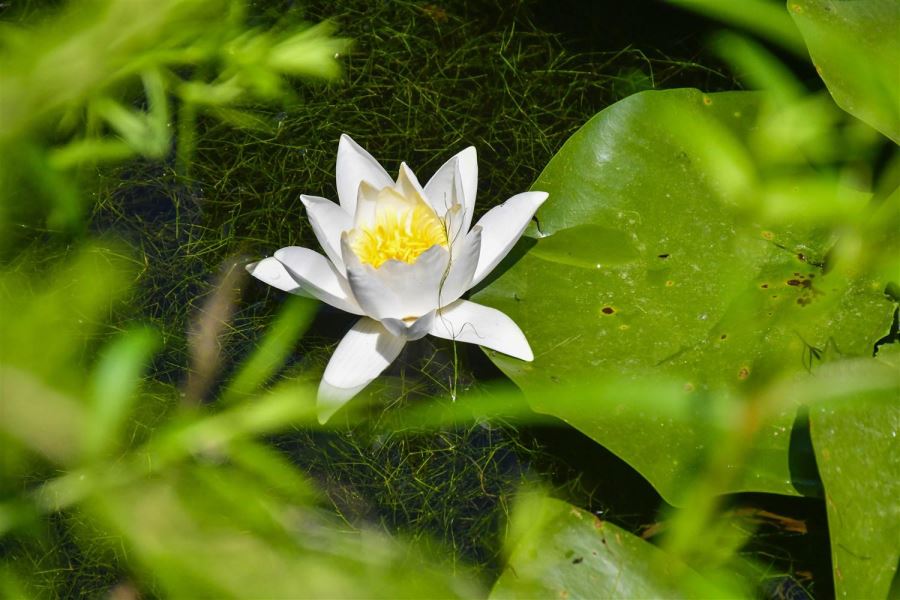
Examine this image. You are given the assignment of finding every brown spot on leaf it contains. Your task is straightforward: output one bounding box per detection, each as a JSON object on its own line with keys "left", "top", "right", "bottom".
{"left": 601, "top": 306, "right": 615, "bottom": 315}
{"left": 786, "top": 272, "right": 821, "bottom": 306}
{"left": 787, "top": 279, "right": 811, "bottom": 289}
{"left": 738, "top": 367, "right": 750, "bottom": 380}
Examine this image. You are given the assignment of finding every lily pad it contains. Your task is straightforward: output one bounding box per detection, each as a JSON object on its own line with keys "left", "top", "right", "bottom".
{"left": 473, "top": 89, "right": 894, "bottom": 504}
{"left": 788, "top": 0, "right": 900, "bottom": 143}
{"left": 490, "top": 496, "right": 723, "bottom": 599}
{"left": 807, "top": 354, "right": 900, "bottom": 599}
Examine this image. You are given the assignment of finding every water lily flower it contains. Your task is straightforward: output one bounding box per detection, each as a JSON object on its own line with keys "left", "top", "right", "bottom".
{"left": 248, "top": 135, "right": 547, "bottom": 422}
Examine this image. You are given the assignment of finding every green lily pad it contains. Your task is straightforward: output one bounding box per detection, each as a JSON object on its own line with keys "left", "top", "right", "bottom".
{"left": 473, "top": 89, "right": 894, "bottom": 504}
{"left": 807, "top": 354, "right": 900, "bottom": 599}
{"left": 789, "top": 0, "right": 900, "bottom": 143}
{"left": 490, "top": 496, "right": 726, "bottom": 599}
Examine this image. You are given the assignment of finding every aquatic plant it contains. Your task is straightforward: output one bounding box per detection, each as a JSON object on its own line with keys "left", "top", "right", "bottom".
{"left": 249, "top": 135, "right": 544, "bottom": 421}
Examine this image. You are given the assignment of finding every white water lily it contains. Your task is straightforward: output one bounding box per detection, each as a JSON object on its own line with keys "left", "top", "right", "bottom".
{"left": 248, "top": 134, "right": 547, "bottom": 422}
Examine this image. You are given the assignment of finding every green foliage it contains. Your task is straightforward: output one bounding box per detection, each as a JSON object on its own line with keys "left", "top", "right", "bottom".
{"left": 0, "top": 0, "right": 347, "bottom": 237}
{"left": 491, "top": 493, "right": 737, "bottom": 598}
{"left": 0, "top": 244, "right": 134, "bottom": 398}
{"left": 806, "top": 355, "right": 900, "bottom": 599}
{"left": 2, "top": 0, "right": 897, "bottom": 597}
{"left": 669, "top": 0, "right": 808, "bottom": 55}
{"left": 0, "top": 250, "right": 481, "bottom": 597}
{"left": 789, "top": 0, "right": 900, "bottom": 144}
{"left": 474, "top": 87, "right": 895, "bottom": 503}
{"left": 83, "top": 326, "right": 160, "bottom": 460}
{"left": 650, "top": 7, "right": 899, "bottom": 596}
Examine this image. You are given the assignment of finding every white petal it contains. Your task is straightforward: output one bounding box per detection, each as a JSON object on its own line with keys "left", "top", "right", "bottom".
{"left": 439, "top": 226, "right": 481, "bottom": 307}
{"left": 423, "top": 158, "right": 457, "bottom": 213}
{"left": 341, "top": 235, "right": 401, "bottom": 319}
{"left": 395, "top": 162, "right": 428, "bottom": 204}
{"left": 381, "top": 310, "right": 435, "bottom": 341}
{"left": 342, "top": 235, "right": 449, "bottom": 320}
{"left": 274, "top": 246, "right": 364, "bottom": 315}
{"left": 352, "top": 180, "right": 382, "bottom": 228}
{"left": 246, "top": 257, "right": 313, "bottom": 298}
{"left": 430, "top": 299, "right": 533, "bottom": 361}
{"left": 301, "top": 195, "right": 352, "bottom": 274}
{"left": 442, "top": 168, "right": 468, "bottom": 254}
{"left": 336, "top": 134, "right": 393, "bottom": 217}
{"left": 424, "top": 146, "right": 477, "bottom": 231}
{"left": 369, "top": 246, "right": 450, "bottom": 318}
{"left": 470, "top": 191, "right": 548, "bottom": 287}
{"left": 318, "top": 317, "right": 405, "bottom": 423}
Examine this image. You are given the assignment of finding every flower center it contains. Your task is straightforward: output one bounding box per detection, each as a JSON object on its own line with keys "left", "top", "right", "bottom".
{"left": 350, "top": 201, "right": 448, "bottom": 268}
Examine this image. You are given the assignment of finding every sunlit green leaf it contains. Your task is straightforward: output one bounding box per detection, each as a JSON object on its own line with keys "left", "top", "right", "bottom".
{"left": 807, "top": 354, "right": 900, "bottom": 599}
{"left": 474, "top": 89, "right": 894, "bottom": 504}
{"left": 47, "top": 138, "right": 137, "bottom": 169}
{"left": 491, "top": 494, "right": 739, "bottom": 598}
{"left": 789, "top": 0, "right": 900, "bottom": 143}
{"left": 267, "top": 22, "right": 349, "bottom": 79}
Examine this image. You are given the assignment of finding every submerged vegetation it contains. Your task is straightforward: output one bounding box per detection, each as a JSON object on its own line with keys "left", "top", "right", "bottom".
{"left": 1, "top": 0, "right": 898, "bottom": 598}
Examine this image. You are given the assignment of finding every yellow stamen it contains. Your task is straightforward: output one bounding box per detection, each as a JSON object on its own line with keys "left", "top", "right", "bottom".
{"left": 350, "top": 201, "right": 447, "bottom": 268}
